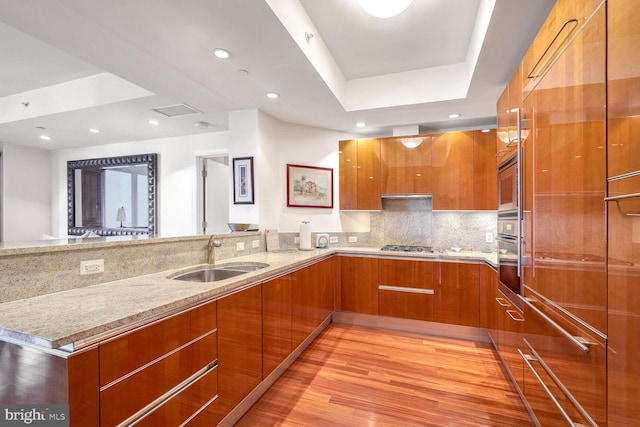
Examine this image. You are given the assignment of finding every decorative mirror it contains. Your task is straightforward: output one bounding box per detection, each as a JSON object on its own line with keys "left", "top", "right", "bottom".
{"left": 67, "top": 153, "right": 157, "bottom": 236}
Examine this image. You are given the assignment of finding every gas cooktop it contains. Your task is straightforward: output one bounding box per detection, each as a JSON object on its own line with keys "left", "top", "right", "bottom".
{"left": 380, "top": 245, "right": 434, "bottom": 253}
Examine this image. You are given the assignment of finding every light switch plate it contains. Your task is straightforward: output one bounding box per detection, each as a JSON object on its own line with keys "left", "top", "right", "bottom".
{"left": 237, "top": 242, "right": 245, "bottom": 251}
{"left": 348, "top": 236, "right": 357, "bottom": 243}
{"left": 80, "top": 259, "right": 104, "bottom": 275}
{"left": 252, "top": 240, "right": 260, "bottom": 248}
{"left": 329, "top": 236, "right": 339, "bottom": 244}
{"left": 485, "top": 232, "right": 494, "bottom": 243}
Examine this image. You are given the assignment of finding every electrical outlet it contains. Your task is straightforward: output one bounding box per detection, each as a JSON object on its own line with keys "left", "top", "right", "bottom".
{"left": 252, "top": 240, "right": 260, "bottom": 248}
{"left": 486, "top": 232, "right": 494, "bottom": 243}
{"left": 348, "top": 236, "right": 357, "bottom": 243}
{"left": 80, "top": 259, "right": 104, "bottom": 275}
{"left": 236, "top": 242, "right": 245, "bottom": 251}
{"left": 329, "top": 236, "right": 339, "bottom": 244}
{"left": 294, "top": 237, "right": 300, "bottom": 244}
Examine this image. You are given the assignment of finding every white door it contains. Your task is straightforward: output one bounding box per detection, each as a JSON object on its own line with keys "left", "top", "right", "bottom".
{"left": 200, "top": 156, "right": 229, "bottom": 234}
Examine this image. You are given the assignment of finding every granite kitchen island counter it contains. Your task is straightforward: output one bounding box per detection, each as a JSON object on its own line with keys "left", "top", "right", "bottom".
{"left": 0, "top": 247, "right": 496, "bottom": 350}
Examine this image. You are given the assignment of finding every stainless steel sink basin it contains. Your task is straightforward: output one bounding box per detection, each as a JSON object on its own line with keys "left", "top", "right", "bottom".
{"left": 213, "top": 262, "right": 270, "bottom": 272}
{"left": 172, "top": 262, "right": 269, "bottom": 282}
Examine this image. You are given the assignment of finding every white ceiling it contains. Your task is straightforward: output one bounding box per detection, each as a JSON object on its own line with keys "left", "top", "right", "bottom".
{"left": 0, "top": 0, "right": 555, "bottom": 150}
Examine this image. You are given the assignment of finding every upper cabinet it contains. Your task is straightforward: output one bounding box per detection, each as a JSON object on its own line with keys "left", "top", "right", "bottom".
{"left": 380, "top": 136, "right": 432, "bottom": 195}
{"left": 338, "top": 138, "right": 381, "bottom": 210}
{"left": 340, "top": 130, "right": 496, "bottom": 211}
{"left": 496, "top": 65, "right": 523, "bottom": 166}
{"left": 608, "top": 0, "right": 640, "bottom": 179}
{"left": 431, "top": 131, "right": 475, "bottom": 210}
{"left": 474, "top": 129, "right": 498, "bottom": 210}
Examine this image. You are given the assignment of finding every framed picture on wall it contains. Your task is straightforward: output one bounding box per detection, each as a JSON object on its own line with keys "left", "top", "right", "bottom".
{"left": 286, "top": 164, "right": 333, "bottom": 208}
{"left": 233, "top": 157, "right": 254, "bottom": 204}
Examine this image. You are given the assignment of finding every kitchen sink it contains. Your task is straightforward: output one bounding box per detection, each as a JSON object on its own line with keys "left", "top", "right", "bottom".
{"left": 213, "top": 262, "right": 270, "bottom": 272}
{"left": 171, "top": 262, "right": 269, "bottom": 282}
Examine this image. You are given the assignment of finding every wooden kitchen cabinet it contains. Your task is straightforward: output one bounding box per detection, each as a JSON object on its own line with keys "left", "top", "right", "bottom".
{"left": 608, "top": 0, "right": 640, "bottom": 179}
{"left": 473, "top": 129, "right": 497, "bottom": 210}
{"left": 492, "top": 290, "right": 524, "bottom": 391}
{"left": 496, "top": 66, "right": 523, "bottom": 166}
{"left": 98, "top": 301, "right": 218, "bottom": 426}
{"left": 431, "top": 131, "right": 474, "bottom": 210}
{"left": 262, "top": 274, "right": 292, "bottom": 378}
{"left": 478, "top": 264, "right": 497, "bottom": 330}
{"left": 527, "top": 0, "right": 607, "bottom": 334}
{"left": 522, "top": 288, "right": 606, "bottom": 426}
{"left": 607, "top": 1, "right": 640, "bottom": 425}
{"left": 291, "top": 258, "right": 334, "bottom": 349}
{"left": 340, "top": 256, "right": 378, "bottom": 315}
{"left": 378, "top": 258, "right": 434, "bottom": 321}
{"left": 338, "top": 138, "right": 381, "bottom": 210}
{"left": 217, "top": 285, "right": 262, "bottom": 419}
{"left": 380, "top": 135, "right": 432, "bottom": 195}
{"left": 433, "top": 262, "right": 479, "bottom": 327}
{"left": 67, "top": 346, "right": 99, "bottom": 427}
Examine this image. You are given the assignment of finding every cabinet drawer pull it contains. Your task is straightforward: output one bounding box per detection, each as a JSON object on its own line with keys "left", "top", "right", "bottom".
{"left": 521, "top": 341, "right": 598, "bottom": 427}
{"left": 518, "top": 349, "right": 580, "bottom": 426}
{"left": 527, "top": 18, "right": 579, "bottom": 79}
{"left": 520, "top": 296, "right": 591, "bottom": 353}
{"left": 506, "top": 310, "right": 524, "bottom": 322}
{"left": 495, "top": 297, "right": 510, "bottom": 307}
{"left": 378, "top": 285, "right": 434, "bottom": 295}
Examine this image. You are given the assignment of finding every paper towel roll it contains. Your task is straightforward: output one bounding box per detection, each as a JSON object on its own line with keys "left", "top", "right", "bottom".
{"left": 299, "top": 221, "right": 313, "bottom": 250}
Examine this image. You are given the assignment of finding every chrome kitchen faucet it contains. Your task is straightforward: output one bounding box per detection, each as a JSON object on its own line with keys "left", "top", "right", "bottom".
{"left": 207, "top": 236, "right": 222, "bottom": 264}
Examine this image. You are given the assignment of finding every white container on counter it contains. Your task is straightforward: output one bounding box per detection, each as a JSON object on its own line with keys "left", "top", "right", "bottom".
{"left": 299, "top": 221, "right": 313, "bottom": 250}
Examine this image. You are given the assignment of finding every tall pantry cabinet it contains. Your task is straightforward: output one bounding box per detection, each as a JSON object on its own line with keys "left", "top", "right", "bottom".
{"left": 606, "top": 0, "right": 640, "bottom": 425}
{"left": 502, "top": 0, "right": 608, "bottom": 424}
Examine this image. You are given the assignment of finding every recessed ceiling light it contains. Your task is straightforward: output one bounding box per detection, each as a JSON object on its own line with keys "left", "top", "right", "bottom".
{"left": 357, "top": 0, "right": 413, "bottom": 18}
{"left": 148, "top": 119, "right": 159, "bottom": 126}
{"left": 212, "top": 48, "right": 231, "bottom": 59}
{"left": 449, "top": 113, "right": 461, "bottom": 119}
{"left": 266, "top": 92, "right": 279, "bottom": 99}
{"left": 40, "top": 135, "right": 51, "bottom": 141}
{"left": 89, "top": 128, "right": 100, "bottom": 134}
{"left": 356, "top": 122, "right": 366, "bottom": 128}
{"left": 481, "top": 129, "right": 490, "bottom": 133}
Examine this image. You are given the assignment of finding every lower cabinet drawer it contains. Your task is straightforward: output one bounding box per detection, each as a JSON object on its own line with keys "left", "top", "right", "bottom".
{"left": 135, "top": 366, "right": 219, "bottom": 427}
{"left": 378, "top": 286, "right": 434, "bottom": 321}
{"left": 100, "top": 332, "right": 217, "bottom": 426}
{"left": 522, "top": 289, "right": 606, "bottom": 426}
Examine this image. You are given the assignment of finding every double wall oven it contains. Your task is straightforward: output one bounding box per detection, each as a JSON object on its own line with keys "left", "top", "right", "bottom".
{"left": 497, "top": 152, "right": 523, "bottom": 309}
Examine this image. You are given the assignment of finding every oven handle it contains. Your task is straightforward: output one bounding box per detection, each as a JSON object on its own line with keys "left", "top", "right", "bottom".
{"left": 515, "top": 108, "right": 523, "bottom": 278}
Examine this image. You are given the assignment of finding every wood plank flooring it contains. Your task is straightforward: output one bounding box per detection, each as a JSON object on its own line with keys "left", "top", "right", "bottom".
{"left": 237, "top": 323, "right": 533, "bottom": 426}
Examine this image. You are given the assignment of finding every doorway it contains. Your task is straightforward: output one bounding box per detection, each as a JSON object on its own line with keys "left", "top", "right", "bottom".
{"left": 198, "top": 155, "right": 230, "bottom": 234}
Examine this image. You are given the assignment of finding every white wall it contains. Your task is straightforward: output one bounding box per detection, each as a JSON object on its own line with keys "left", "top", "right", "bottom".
{"left": 256, "top": 111, "right": 368, "bottom": 233}
{"left": 2, "top": 109, "right": 371, "bottom": 243}
{"left": 1, "top": 143, "right": 52, "bottom": 242}
{"left": 51, "top": 131, "right": 230, "bottom": 238}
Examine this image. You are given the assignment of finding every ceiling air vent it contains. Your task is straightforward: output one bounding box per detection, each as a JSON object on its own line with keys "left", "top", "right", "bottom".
{"left": 150, "top": 103, "right": 202, "bottom": 117}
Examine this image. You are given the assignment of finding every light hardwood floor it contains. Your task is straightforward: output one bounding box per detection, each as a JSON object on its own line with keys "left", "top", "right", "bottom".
{"left": 237, "top": 323, "right": 533, "bottom": 426}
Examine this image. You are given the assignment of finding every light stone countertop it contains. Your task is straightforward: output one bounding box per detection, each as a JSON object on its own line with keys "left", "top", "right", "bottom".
{"left": 0, "top": 247, "right": 496, "bottom": 350}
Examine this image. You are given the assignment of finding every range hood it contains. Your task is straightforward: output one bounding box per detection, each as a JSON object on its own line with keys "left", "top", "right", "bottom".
{"left": 381, "top": 194, "right": 432, "bottom": 199}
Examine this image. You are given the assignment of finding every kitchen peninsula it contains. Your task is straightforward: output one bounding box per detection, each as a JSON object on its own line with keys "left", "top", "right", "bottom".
{"left": 0, "top": 234, "right": 497, "bottom": 426}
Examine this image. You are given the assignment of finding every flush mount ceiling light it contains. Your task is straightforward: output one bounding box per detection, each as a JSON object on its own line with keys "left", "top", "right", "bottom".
{"left": 266, "top": 92, "right": 279, "bottom": 99}
{"left": 39, "top": 135, "right": 51, "bottom": 141}
{"left": 194, "top": 121, "right": 210, "bottom": 129}
{"left": 448, "top": 113, "right": 461, "bottom": 119}
{"left": 148, "top": 119, "right": 159, "bottom": 126}
{"left": 400, "top": 137, "right": 423, "bottom": 148}
{"left": 357, "top": 0, "right": 413, "bottom": 18}
{"left": 89, "top": 128, "right": 100, "bottom": 134}
{"left": 356, "top": 122, "right": 366, "bottom": 128}
{"left": 212, "top": 48, "right": 231, "bottom": 59}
